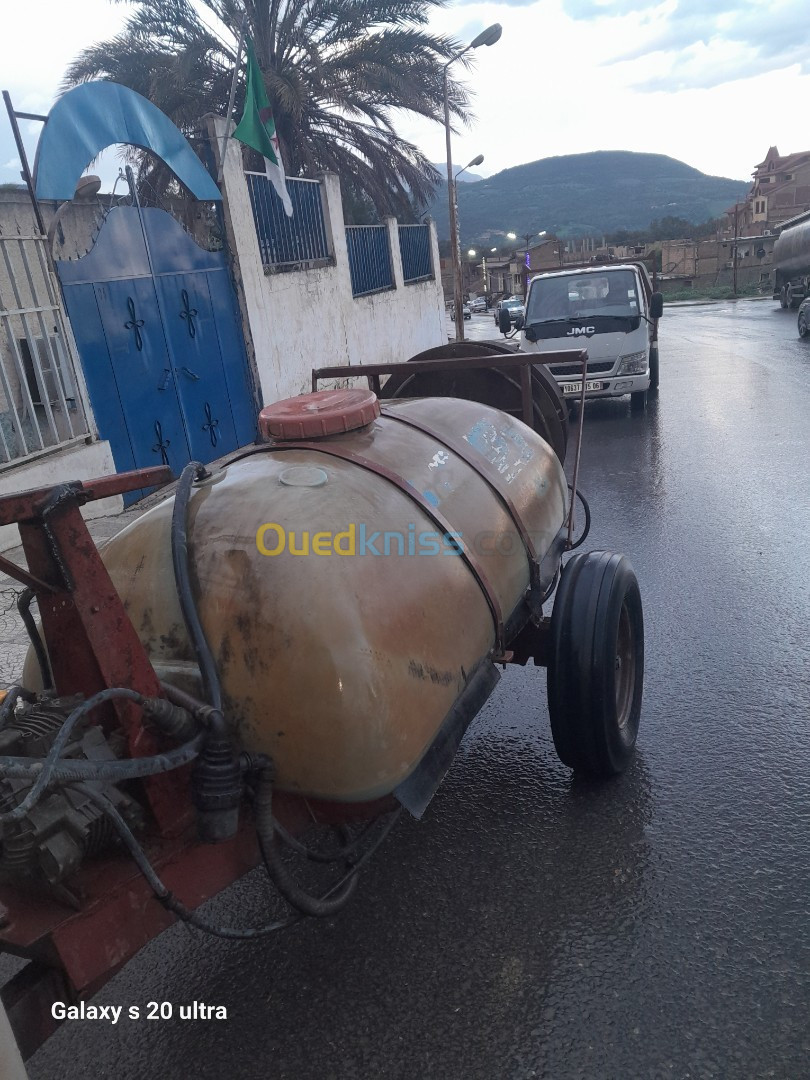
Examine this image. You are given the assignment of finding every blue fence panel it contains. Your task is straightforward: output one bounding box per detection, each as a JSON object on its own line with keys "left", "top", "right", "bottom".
{"left": 346, "top": 226, "right": 394, "bottom": 297}
{"left": 398, "top": 224, "right": 433, "bottom": 284}
{"left": 246, "top": 174, "right": 330, "bottom": 266}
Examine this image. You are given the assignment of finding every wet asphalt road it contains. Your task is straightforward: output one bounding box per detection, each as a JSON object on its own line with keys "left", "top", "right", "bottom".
{"left": 23, "top": 299, "right": 810, "bottom": 1078}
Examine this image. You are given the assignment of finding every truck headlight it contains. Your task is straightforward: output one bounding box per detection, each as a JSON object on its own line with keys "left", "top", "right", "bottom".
{"left": 618, "top": 350, "right": 647, "bottom": 375}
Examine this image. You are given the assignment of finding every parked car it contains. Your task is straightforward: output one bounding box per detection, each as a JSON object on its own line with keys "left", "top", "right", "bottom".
{"left": 799, "top": 296, "right": 810, "bottom": 338}
{"left": 494, "top": 297, "right": 525, "bottom": 325}
{"left": 470, "top": 297, "right": 488, "bottom": 313}
{"left": 450, "top": 303, "right": 471, "bottom": 321}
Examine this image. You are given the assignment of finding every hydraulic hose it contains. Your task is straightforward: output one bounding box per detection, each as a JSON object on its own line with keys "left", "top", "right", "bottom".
{"left": 71, "top": 781, "right": 402, "bottom": 940}
{"left": 0, "top": 731, "right": 204, "bottom": 783}
{"left": 170, "top": 462, "right": 222, "bottom": 713}
{"left": 253, "top": 768, "right": 359, "bottom": 917}
{"left": 273, "top": 817, "right": 379, "bottom": 864}
{"left": 0, "top": 687, "right": 145, "bottom": 825}
{"left": 0, "top": 686, "right": 33, "bottom": 732}
{"left": 17, "top": 588, "right": 53, "bottom": 691}
{"left": 567, "top": 484, "right": 591, "bottom": 551}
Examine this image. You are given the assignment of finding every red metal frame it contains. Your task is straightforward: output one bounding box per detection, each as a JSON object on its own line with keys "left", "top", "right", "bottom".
{"left": 0, "top": 467, "right": 395, "bottom": 1056}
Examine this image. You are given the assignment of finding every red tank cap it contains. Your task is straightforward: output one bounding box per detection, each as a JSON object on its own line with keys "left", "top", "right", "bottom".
{"left": 259, "top": 388, "right": 380, "bottom": 441}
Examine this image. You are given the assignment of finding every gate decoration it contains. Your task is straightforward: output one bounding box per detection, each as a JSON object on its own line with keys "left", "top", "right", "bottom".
{"left": 30, "top": 82, "right": 257, "bottom": 500}
{"left": 34, "top": 82, "right": 221, "bottom": 204}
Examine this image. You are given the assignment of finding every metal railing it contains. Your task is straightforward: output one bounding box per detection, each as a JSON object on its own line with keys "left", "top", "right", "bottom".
{"left": 346, "top": 226, "right": 394, "bottom": 298}
{"left": 0, "top": 233, "right": 89, "bottom": 467}
{"left": 398, "top": 224, "right": 433, "bottom": 284}
{"left": 245, "top": 174, "right": 331, "bottom": 267}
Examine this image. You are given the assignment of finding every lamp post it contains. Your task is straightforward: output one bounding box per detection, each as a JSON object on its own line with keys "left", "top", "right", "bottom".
{"left": 443, "top": 23, "right": 502, "bottom": 340}
{"left": 467, "top": 248, "right": 477, "bottom": 297}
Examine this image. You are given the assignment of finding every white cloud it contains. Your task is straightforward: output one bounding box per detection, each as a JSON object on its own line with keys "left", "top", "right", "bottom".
{"left": 1, "top": 0, "right": 808, "bottom": 203}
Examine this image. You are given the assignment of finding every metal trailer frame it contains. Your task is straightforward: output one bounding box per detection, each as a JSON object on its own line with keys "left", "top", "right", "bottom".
{"left": 0, "top": 349, "right": 590, "bottom": 1057}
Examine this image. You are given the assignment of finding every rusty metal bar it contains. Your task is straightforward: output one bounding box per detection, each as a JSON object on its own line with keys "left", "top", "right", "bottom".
{"left": 0, "top": 553, "right": 56, "bottom": 593}
{"left": 2, "top": 91, "right": 46, "bottom": 237}
{"left": 312, "top": 351, "right": 587, "bottom": 387}
{"left": 0, "top": 466, "right": 173, "bottom": 526}
{"left": 519, "top": 361, "right": 534, "bottom": 429}
{"left": 567, "top": 352, "right": 588, "bottom": 548}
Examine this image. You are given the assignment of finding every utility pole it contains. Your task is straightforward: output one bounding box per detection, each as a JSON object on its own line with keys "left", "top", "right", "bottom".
{"left": 733, "top": 203, "right": 739, "bottom": 298}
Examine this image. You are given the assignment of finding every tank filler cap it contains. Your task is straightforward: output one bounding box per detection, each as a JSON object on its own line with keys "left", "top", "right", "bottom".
{"left": 259, "top": 389, "right": 380, "bottom": 440}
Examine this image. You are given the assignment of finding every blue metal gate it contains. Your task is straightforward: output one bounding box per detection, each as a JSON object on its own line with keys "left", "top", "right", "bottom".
{"left": 57, "top": 203, "right": 257, "bottom": 501}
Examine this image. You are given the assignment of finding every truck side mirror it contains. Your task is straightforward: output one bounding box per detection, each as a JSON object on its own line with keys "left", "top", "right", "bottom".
{"left": 498, "top": 308, "right": 512, "bottom": 334}
{"left": 650, "top": 292, "right": 664, "bottom": 319}
{"left": 514, "top": 314, "right": 525, "bottom": 331}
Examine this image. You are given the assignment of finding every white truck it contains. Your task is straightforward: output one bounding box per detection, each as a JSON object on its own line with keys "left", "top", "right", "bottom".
{"left": 501, "top": 261, "right": 664, "bottom": 411}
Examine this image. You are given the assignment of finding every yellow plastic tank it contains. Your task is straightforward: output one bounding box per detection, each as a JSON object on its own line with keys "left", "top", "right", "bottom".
{"left": 95, "top": 393, "right": 568, "bottom": 803}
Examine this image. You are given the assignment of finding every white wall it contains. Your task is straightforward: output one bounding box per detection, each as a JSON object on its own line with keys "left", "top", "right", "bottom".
{"left": 211, "top": 117, "right": 446, "bottom": 405}
{"left": 0, "top": 438, "right": 120, "bottom": 552}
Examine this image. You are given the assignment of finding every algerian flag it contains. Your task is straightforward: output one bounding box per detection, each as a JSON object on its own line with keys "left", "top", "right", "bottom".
{"left": 232, "top": 36, "right": 293, "bottom": 217}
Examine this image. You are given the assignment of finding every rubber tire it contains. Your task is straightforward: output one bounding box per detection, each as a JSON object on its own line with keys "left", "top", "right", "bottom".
{"left": 799, "top": 311, "right": 809, "bottom": 339}
{"left": 787, "top": 285, "right": 798, "bottom": 310}
{"left": 648, "top": 344, "right": 659, "bottom": 391}
{"left": 630, "top": 389, "right": 647, "bottom": 412}
{"left": 547, "top": 551, "right": 644, "bottom": 777}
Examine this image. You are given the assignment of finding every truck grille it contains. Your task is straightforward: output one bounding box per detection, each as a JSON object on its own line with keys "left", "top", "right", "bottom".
{"left": 546, "top": 360, "right": 614, "bottom": 377}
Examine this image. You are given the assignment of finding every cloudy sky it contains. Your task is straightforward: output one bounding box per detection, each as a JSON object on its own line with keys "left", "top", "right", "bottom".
{"left": 2, "top": 0, "right": 810, "bottom": 192}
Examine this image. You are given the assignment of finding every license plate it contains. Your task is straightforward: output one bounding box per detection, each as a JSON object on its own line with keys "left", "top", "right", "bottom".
{"left": 560, "top": 380, "right": 604, "bottom": 394}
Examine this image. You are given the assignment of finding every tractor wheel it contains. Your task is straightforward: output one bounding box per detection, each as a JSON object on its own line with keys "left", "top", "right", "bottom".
{"left": 547, "top": 551, "right": 644, "bottom": 777}
{"left": 648, "top": 344, "right": 660, "bottom": 392}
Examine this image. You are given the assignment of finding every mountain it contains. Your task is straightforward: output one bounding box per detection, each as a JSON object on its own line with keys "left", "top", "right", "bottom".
{"left": 430, "top": 162, "right": 483, "bottom": 183}
{"left": 426, "top": 150, "right": 749, "bottom": 243}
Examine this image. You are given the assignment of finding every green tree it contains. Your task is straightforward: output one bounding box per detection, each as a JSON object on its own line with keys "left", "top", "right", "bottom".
{"left": 64, "top": 0, "right": 473, "bottom": 218}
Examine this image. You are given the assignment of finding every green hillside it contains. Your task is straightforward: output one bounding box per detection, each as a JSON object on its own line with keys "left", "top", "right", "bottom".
{"left": 428, "top": 150, "right": 749, "bottom": 243}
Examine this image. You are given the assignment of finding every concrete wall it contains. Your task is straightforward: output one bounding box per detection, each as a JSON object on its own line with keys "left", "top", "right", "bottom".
{"left": 210, "top": 117, "right": 446, "bottom": 405}
{"left": 0, "top": 437, "right": 119, "bottom": 551}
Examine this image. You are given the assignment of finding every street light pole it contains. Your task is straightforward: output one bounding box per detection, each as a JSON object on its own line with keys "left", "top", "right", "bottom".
{"left": 443, "top": 70, "right": 463, "bottom": 338}
{"left": 442, "top": 23, "right": 502, "bottom": 341}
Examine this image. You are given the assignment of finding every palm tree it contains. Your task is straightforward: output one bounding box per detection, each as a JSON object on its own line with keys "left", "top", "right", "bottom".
{"left": 63, "top": 0, "right": 474, "bottom": 218}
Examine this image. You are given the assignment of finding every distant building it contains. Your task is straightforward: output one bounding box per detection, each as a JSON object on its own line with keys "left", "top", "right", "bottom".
{"left": 727, "top": 146, "right": 810, "bottom": 237}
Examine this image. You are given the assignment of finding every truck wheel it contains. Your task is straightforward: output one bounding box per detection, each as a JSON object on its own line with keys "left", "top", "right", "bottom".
{"left": 547, "top": 552, "right": 644, "bottom": 777}
{"left": 787, "top": 285, "right": 798, "bottom": 309}
{"left": 799, "top": 311, "right": 809, "bottom": 339}
{"left": 648, "top": 345, "right": 659, "bottom": 392}
{"left": 630, "top": 389, "right": 647, "bottom": 411}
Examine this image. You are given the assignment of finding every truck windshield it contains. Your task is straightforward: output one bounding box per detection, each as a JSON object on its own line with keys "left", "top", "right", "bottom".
{"left": 526, "top": 270, "right": 640, "bottom": 323}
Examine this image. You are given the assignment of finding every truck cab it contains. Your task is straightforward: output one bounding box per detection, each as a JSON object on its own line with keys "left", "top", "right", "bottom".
{"left": 514, "top": 262, "right": 663, "bottom": 410}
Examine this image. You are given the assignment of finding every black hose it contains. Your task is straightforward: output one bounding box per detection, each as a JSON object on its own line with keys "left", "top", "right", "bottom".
{"left": 0, "top": 685, "right": 34, "bottom": 731}
{"left": 567, "top": 485, "right": 591, "bottom": 550}
{"left": 170, "top": 462, "right": 222, "bottom": 713}
{"left": 0, "top": 731, "right": 204, "bottom": 783}
{"left": 0, "top": 687, "right": 145, "bottom": 825}
{"left": 71, "top": 781, "right": 402, "bottom": 940}
{"left": 72, "top": 782, "right": 299, "bottom": 939}
{"left": 17, "top": 589, "right": 53, "bottom": 691}
{"left": 254, "top": 768, "right": 358, "bottom": 917}
{"left": 274, "top": 817, "right": 378, "bottom": 864}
